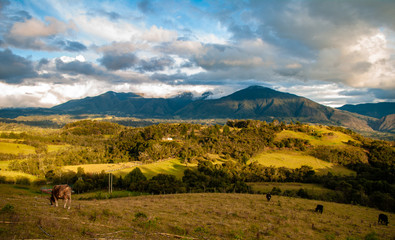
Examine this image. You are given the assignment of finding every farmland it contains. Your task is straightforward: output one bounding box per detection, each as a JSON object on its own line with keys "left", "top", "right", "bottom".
{"left": 0, "top": 184, "right": 393, "bottom": 239}
{"left": 0, "top": 119, "right": 393, "bottom": 215}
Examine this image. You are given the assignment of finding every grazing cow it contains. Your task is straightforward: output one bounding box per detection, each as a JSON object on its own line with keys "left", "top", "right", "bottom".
{"left": 50, "top": 185, "right": 72, "bottom": 209}
{"left": 315, "top": 204, "right": 323, "bottom": 214}
{"left": 266, "top": 193, "right": 272, "bottom": 201}
{"left": 378, "top": 213, "right": 389, "bottom": 226}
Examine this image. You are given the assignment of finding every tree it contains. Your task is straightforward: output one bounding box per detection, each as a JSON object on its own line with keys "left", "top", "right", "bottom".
{"left": 73, "top": 178, "right": 85, "bottom": 194}
{"left": 126, "top": 167, "right": 147, "bottom": 192}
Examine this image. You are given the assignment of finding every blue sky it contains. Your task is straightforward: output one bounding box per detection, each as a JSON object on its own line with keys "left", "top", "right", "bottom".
{"left": 0, "top": 0, "right": 394, "bottom": 108}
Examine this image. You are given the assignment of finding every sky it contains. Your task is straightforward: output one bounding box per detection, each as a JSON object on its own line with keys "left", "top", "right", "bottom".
{"left": 0, "top": 0, "right": 394, "bottom": 109}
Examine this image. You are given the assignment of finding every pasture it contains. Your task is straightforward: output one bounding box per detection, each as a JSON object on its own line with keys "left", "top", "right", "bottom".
{"left": 250, "top": 150, "right": 355, "bottom": 176}
{"left": 63, "top": 158, "right": 195, "bottom": 179}
{"left": 275, "top": 127, "right": 356, "bottom": 147}
{"left": 0, "top": 161, "right": 39, "bottom": 182}
{"left": 0, "top": 184, "right": 393, "bottom": 239}
{"left": 0, "top": 141, "right": 36, "bottom": 155}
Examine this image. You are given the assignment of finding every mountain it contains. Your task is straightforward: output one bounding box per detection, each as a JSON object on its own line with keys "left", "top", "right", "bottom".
{"left": 175, "top": 86, "right": 374, "bottom": 131}
{"left": 338, "top": 102, "right": 395, "bottom": 119}
{"left": 51, "top": 91, "right": 194, "bottom": 118}
{"left": 377, "top": 114, "right": 395, "bottom": 133}
{"left": 0, "top": 86, "right": 391, "bottom": 133}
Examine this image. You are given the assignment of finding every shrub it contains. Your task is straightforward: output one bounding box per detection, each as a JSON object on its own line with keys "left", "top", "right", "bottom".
{"left": 15, "top": 177, "right": 30, "bottom": 185}
{"left": 0, "top": 204, "right": 14, "bottom": 213}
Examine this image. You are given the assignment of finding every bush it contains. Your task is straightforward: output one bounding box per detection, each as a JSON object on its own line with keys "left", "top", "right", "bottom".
{"left": 271, "top": 187, "right": 282, "bottom": 195}
{"left": 15, "top": 177, "right": 30, "bottom": 185}
{"left": 33, "top": 179, "right": 47, "bottom": 186}
{"left": 0, "top": 204, "right": 14, "bottom": 213}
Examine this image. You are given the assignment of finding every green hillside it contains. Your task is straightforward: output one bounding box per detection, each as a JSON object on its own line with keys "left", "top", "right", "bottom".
{"left": 0, "top": 120, "right": 393, "bottom": 214}
{"left": 250, "top": 151, "right": 355, "bottom": 176}
{"left": 0, "top": 141, "right": 36, "bottom": 154}
{"left": 0, "top": 185, "right": 393, "bottom": 239}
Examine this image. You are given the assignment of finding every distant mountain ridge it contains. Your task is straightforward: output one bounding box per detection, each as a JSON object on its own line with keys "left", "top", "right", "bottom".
{"left": 338, "top": 102, "right": 395, "bottom": 119}
{"left": 0, "top": 85, "right": 392, "bottom": 133}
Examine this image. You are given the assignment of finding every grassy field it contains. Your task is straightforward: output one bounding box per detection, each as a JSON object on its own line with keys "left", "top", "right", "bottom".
{"left": 63, "top": 158, "right": 196, "bottom": 179}
{"left": 0, "top": 184, "right": 393, "bottom": 239}
{"left": 275, "top": 127, "right": 357, "bottom": 147}
{"left": 0, "top": 141, "right": 36, "bottom": 154}
{"left": 47, "top": 144, "right": 68, "bottom": 153}
{"left": 0, "top": 161, "right": 39, "bottom": 182}
{"left": 250, "top": 150, "right": 355, "bottom": 176}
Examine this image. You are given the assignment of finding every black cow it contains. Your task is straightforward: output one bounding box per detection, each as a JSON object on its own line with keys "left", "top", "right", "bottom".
{"left": 378, "top": 213, "right": 389, "bottom": 226}
{"left": 266, "top": 193, "right": 272, "bottom": 201}
{"left": 315, "top": 204, "right": 323, "bottom": 214}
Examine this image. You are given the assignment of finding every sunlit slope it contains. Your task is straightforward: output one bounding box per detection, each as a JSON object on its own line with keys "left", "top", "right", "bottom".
{"left": 63, "top": 159, "right": 195, "bottom": 179}
{"left": 0, "top": 141, "right": 36, "bottom": 154}
{"left": 0, "top": 186, "right": 393, "bottom": 239}
{"left": 250, "top": 150, "right": 355, "bottom": 175}
{"left": 275, "top": 126, "right": 357, "bottom": 147}
{"left": 251, "top": 126, "right": 359, "bottom": 175}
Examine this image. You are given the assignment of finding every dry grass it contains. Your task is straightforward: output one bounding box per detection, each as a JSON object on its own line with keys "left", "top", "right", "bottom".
{"left": 0, "top": 184, "right": 393, "bottom": 240}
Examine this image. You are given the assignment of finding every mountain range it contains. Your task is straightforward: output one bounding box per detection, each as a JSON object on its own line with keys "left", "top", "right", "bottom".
{"left": 0, "top": 86, "right": 393, "bottom": 133}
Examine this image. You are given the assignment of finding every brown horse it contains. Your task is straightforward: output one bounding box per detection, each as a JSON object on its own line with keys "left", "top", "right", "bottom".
{"left": 50, "top": 185, "right": 72, "bottom": 209}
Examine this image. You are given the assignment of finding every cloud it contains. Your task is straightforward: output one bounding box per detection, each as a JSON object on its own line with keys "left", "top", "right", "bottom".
{"left": 4, "top": 16, "right": 77, "bottom": 50}
{"left": 37, "top": 58, "right": 49, "bottom": 69}
{"left": 138, "top": 0, "right": 155, "bottom": 14}
{"left": 88, "top": 9, "right": 121, "bottom": 21}
{"left": 98, "top": 52, "right": 138, "bottom": 70}
{"left": 55, "top": 58, "right": 101, "bottom": 76}
{"left": 0, "top": 49, "right": 37, "bottom": 83}
{"left": 9, "top": 17, "right": 75, "bottom": 38}
{"left": 142, "top": 25, "right": 178, "bottom": 42}
{"left": 137, "top": 57, "right": 175, "bottom": 72}
{"left": 10, "top": 10, "right": 32, "bottom": 22}
{"left": 55, "top": 40, "right": 87, "bottom": 52}
{"left": 368, "top": 89, "right": 395, "bottom": 100}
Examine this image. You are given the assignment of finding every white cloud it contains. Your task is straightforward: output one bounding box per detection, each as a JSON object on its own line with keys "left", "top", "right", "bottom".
{"left": 307, "top": 31, "right": 395, "bottom": 89}
{"left": 142, "top": 25, "right": 178, "bottom": 43}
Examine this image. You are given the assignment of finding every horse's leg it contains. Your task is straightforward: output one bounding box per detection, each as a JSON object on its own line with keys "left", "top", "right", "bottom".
{"left": 55, "top": 197, "right": 58, "bottom": 207}
{"left": 68, "top": 195, "right": 71, "bottom": 209}
{"left": 64, "top": 198, "right": 67, "bottom": 208}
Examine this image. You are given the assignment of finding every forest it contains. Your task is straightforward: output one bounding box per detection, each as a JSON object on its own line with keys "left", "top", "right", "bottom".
{"left": 0, "top": 119, "right": 394, "bottom": 212}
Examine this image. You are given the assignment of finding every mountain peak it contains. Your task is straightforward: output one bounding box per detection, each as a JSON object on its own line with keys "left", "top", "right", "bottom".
{"left": 222, "top": 85, "right": 297, "bottom": 101}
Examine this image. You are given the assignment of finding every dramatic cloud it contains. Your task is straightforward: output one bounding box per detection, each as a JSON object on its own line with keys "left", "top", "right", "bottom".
{"left": 98, "top": 52, "right": 138, "bottom": 70}
{"left": 55, "top": 59, "right": 101, "bottom": 76}
{"left": 5, "top": 17, "right": 76, "bottom": 50}
{"left": 0, "top": 49, "right": 37, "bottom": 84}
{"left": 0, "top": 0, "right": 394, "bottom": 108}
{"left": 137, "top": 57, "right": 175, "bottom": 72}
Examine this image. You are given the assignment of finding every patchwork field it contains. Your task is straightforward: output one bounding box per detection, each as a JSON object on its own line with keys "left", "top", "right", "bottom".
{"left": 0, "top": 184, "right": 393, "bottom": 239}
